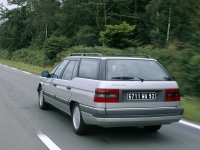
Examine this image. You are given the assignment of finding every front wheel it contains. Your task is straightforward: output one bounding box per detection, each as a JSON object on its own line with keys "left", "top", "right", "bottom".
{"left": 143, "top": 125, "right": 162, "bottom": 132}
{"left": 72, "top": 103, "right": 89, "bottom": 135}
{"left": 38, "top": 88, "right": 49, "bottom": 110}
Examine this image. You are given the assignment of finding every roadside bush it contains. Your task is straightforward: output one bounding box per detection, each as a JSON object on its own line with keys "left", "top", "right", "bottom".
{"left": 10, "top": 48, "right": 51, "bottom": 67}
{"left": 42, "top": 36, "right": 70, "bottom": 64}
{"left": 0, "top": 49, "right": 12, "bottom": 59}
{"left": 11, "top": 49, "right": 33, "bottom": 63}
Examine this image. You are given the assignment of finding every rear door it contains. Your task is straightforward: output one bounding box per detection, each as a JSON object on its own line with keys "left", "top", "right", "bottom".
{"left": 54, "top": 60, "right": 78, "bottom": 114}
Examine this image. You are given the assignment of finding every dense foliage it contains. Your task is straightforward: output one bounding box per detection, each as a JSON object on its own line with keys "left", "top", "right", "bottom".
{"left": 1, "top": 0, "right": 200, "bottom": 96}
{"left": 100, "top": 21, "right": 139, "bottom": 48}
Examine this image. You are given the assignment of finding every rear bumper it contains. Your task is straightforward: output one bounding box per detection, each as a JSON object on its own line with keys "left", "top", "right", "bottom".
{"left": 80, "top": 104, "right": 184, "bottom": 127}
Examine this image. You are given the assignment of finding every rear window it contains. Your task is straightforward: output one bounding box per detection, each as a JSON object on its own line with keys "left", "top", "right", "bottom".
{"left": 106, "top": 59, "right": 171, "bottom": 81}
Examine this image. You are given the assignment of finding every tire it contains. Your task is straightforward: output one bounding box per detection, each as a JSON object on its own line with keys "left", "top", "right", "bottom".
{"left": 38, "top": 88, "right": 49, "bottom": 110}
{"left": 72, "top": 103, "right": 89, "bottom": 135}
{"left": 143, "top": 125, "right": 162, "bottom": 132}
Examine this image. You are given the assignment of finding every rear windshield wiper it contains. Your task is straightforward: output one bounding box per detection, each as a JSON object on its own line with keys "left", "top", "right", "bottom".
{"left": 111, "top": 76, "right": 144, "bottom": 82}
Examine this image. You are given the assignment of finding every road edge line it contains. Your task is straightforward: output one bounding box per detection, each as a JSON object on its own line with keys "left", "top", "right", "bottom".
{"left": 179, "top": 120, "right": 200, "bottom": 130}
{"left": 22, "top": 71, "right": 31, "bottom": 74}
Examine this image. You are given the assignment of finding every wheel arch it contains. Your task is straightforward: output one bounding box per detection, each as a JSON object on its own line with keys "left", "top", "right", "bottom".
{"left": 69, "top": 100, "right": 78, "bottom": 115}
{"left": 37, "top": 83, "right": 42, "bottom": 92}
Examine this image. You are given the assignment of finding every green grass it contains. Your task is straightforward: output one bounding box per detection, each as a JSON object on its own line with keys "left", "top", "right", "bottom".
{"left": 1, "top": 58, "right": 200, "bottom": 125}
{"left": 0, "top": 59, "right": 53, "bottom": 75}
{"left": 181, "top": 97, "right": 200, "bottom": 124}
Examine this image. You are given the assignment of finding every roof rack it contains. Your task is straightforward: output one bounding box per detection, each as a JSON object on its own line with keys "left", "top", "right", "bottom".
{"left": 69, "top": 53, "right": 103, "bottom": 56}
{"left": 114, "top": 54, "right": 151, "bottom": 58}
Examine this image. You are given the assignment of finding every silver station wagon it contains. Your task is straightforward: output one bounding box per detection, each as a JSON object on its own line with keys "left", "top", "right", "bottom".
{"left": 37, "top": 53, "right": 184, "bottom": 135}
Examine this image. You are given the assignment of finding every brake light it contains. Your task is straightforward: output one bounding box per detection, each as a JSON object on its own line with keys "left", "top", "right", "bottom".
{"left": 166, "top": 89, "right": 180, "bottom": 102}
{"left": 94, "top": 88, "right": 119, "bottom": 103}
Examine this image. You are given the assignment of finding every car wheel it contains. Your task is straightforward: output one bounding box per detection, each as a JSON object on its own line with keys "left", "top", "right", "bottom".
{"left": 72, "top": 103, "right": 89, "bottom": 135}
{"left": 38, "top": 88, "right": 49, "bottom": 110}
{"left": 143, "top": 125, "right": 162, "bottom": 132}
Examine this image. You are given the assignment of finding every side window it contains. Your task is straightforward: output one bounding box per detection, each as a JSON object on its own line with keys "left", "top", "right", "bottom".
{"left": 52, "top": 60, "right": 69, "bottom": 78}
{"left": 72, "top": 61, "right": 79, "bottom": 79}
{"left": 50, "top": 64, "right": 60, "bottom": 74}
{"left": 79, "top": 59, "right": 100, "bottom": 80}
{"left": 61, "top": 61, "right": 77, "bottom": 80}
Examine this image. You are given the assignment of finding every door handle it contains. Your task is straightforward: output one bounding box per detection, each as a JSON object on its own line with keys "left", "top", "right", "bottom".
{"left": 66, "top": 86, "right": 71, "bottom": 90}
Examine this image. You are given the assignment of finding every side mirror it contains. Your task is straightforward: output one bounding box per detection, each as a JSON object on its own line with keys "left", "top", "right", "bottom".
{"left": 41, "top": 71, "right": 50, "bottom": 77}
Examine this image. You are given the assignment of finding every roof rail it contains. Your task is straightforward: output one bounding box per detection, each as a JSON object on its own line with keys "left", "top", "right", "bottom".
{"left": 114, "top": 54, "right": 151, "bottom": 58}
{"left": 69, "top": 53, "right": 103, "bottom": 56}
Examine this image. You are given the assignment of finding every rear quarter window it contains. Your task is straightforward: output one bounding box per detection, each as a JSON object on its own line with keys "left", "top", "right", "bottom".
{"left": 78, "top": 58, "right": 100, "bottom": 80}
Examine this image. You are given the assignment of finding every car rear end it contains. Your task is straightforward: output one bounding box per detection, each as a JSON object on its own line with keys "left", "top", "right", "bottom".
{"left": 81, "top": 57, "right": 184, "bottom": 127}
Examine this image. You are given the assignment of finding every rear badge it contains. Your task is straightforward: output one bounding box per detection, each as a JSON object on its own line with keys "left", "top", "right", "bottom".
{"left": 111, "top": 83, "right": 126, "bottom": 86}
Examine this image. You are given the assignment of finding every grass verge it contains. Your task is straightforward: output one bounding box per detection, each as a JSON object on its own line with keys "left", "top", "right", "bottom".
{"left": 0, "top": 59, "right": 53, "bottom": 75}
{"left": 181, "top": 97, "right": 200, "bottom": 124}
{"left": 1, "top": 59, "right": 200, "bottom": 125}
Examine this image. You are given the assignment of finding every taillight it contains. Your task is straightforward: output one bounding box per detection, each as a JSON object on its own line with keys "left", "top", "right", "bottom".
{"left": 94, "top": 88, "right": 119, "bottom": 103}
{"left": 166, "top": 89, "right": 180, "bottom": 102}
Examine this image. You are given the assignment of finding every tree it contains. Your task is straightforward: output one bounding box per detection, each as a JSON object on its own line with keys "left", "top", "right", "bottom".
{"left": 0, "top": 6, "right": 31, "bottom": 51}
{"left": 100, "top": 21, "right": 139, "bottom": 49}
{"left": 71, "top": 25, "right": 97, "bottom": 47}
{"left": 31, "top": 0, "right": 61, "bottom": 42}
{"left": 146, "top": 0, "right": 200, "bottom": 48}
{"left": 42, "top": 36, "right": 69, "bottom": 63}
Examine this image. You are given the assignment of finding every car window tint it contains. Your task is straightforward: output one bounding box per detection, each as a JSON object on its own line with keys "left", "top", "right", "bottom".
{"left": 79, "top": 59, "right": 100, "bottom": 79}
{"left": 53, "top": 60, "right": 69, "bottom": 78}
{"left": 61, "top": 61, "right": 77, "bottom": 80}
{"left": 106, "top": 59, "right": 170, "bottom": 81}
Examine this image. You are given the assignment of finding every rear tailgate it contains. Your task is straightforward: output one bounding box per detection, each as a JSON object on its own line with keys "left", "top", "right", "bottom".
{"left": 97, "top": 81, "right": 181, "bottom": 116}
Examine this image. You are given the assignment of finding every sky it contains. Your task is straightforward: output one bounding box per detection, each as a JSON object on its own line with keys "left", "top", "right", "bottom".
{"left": 1, "top": 0, "right": 17, "bottom": 9}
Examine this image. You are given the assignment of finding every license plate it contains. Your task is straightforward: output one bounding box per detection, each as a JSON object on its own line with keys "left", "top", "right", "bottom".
{"left": 127, "top": 93, "right": 156, "bottom": 100}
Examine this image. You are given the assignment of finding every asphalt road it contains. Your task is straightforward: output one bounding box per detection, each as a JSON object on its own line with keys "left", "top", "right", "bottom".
{"left": 0, "top": 63, "right": 200, "bottom": 150}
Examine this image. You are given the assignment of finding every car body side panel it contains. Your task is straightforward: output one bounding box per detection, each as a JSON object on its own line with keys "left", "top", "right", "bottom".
{"left": 70, "top": 78, "right": 105, "bottom": 108}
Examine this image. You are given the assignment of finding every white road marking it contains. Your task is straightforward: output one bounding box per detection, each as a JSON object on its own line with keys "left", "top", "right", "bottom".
{"left": 179, "top": 120, "right": 200, "bottom": 130}
{"left": 37, "top": 131, "right": 61, "bottom": 150}
{"left": 22, "top": 71, "right": 31, "bottom": 74}
{"left": 1, "top": 63, "right": 32, "bottom": 74}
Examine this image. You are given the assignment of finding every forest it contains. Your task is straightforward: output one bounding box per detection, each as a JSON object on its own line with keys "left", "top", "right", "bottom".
{"left": 0, "top": 0, "right": 200, "bottom": 96}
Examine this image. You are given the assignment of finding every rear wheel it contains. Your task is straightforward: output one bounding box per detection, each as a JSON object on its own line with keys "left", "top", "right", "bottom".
{"left": 143, "top": 125, "right": 162, "bottom": 132}
{"left": 38, "top": 88, "right": 49, "bottom": 110}
{"left": 72, "top": 103, "right": 89, "bottom": 135}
